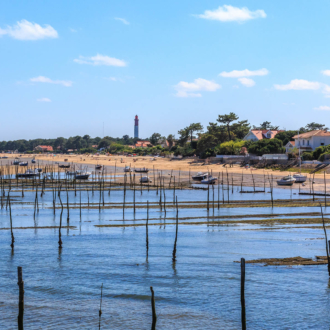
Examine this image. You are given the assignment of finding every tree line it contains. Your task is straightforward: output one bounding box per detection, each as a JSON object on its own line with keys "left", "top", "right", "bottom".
{"left": 1, "top": 114, "right": 328, "bottom": 159}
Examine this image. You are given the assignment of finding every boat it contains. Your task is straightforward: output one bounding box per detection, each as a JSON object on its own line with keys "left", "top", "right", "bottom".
{"left": 124, "top": 166, "right": 131, "bottom": 172}
{"left": 277, "top": 175, "right": 296, "bottom": 186}
{"left": 31, "top": 159, "right": 36, "bottom": 164}
{"left": 19, "top": 162, "right": 28, "bottom": 166}
{"left": 36, "top": 168, "right": 43, "bottom": 173}
{"left": 66, "top": 171, "right": 76, "bottom": 176}
{"left": 13, "top": 160, "right": 20, "bottom": 165}
{"left": 75, "top": 171, "right": 91, "bottom": 180}
{"left": 201, "top": 176, "right": 217, "bottom": 184}
{"left": 140, "top": 176, "right": 152, "bottom": 183}
{"left": 59, "top": 164, "right": 70, "bottom": 169}
{"left": 95, "top": 165, "right": 102, "bottom": 170}
{"left": 293, "top": 173, "right": 307, "bottom": 183}
{"left": 192, "top": 172, "right": 209, "bottom": 181}
{"left": 135, "top": 167, "right": 149, "bottom": 173}
{"left": 17, "top": 169, "right": 39, "bottom": 178}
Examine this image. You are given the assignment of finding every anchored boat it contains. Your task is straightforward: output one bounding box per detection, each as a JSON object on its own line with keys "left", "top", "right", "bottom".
{"left": 192, "top": 172, "right": 209, "bottom": 181}
{"left": 124, "top": 166, "right": 131, "bottom": 172}
{"left": 140, "top": 176, "right": 152, "bottom": 183}
{"left": 293, "top": 173, "right": 307, "bottom": 183}
{"left": 201, "top": 176, "right": 217, "bottom": 184}
{"left": 17, "top": 169, "right": 39, "bottom": 178}
{"left": 75, "top": 171, "right": 91, "bottom": 180}
{"left": 135, "top": 167, "right": 149, "bottom": 173}
{"left": 277, "top": 175, "right": 296, "bottom": 186}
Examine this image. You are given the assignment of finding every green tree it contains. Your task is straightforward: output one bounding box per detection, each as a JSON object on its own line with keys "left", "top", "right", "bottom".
{"left": 217, "top": 140, "right": 245, "bottom": 155}
{"left": 167, "top": 134, "right": 175, "bottom": 149}
{"left": 150, "top": 133, "right": 162, "bottom": 145}
{"left": 217, "top": 112, "right": 239, "bottom": 140}
{"left": 305, "top": 122, "right": 328, "bottom": 131}
{"left": 247, "top": 138, "right": 284, "bottom": 156}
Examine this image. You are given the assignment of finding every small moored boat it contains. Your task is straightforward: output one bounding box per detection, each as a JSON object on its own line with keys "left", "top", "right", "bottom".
{"left": 19, "top": 162, "right": 28, "bottom": 166}
{"left": 124, "top": 166, "right": 131, "bottom": 172}
{"left": 59, "top": 164, "right": 70, "bottom": 169}
{"left": 75, "top": 171, "right": 91, "bottom": 180}
{"left": 95, "top": 165, "right": 102, "bottom": 170}
{"left": 13, "top": 160, "right": 20, "bottom": 165}
{"left": 135, "top": 167, "right": 149, "bottom": 173}
{"left": 192, "top": 172, "right": 209, "bottom": 181}
{"left": 293, "top": 173, "right": 307, "bottom": 183}
{"left": 277, "top": 175, "right": 296, "bottom": 186}
{"left": 17, "top": 169, "right": 39, "bottom": 178}
{"left": 201, "top": 176, "right": 217, "bottom": 184}
{"left": 140, "top": 176, "right": 152, "bottom": 183}
{"left": 31, "top": 159, "right": 36, "bottom": 164}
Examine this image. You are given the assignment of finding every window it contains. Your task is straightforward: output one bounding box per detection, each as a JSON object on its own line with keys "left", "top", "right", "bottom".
{"left": 307, "top": 140, "right": 309, "bottom": 145}
{"left": 303, "top": 140, "right": 305, "bottom": 145}
{"left": 267, "top": 132, "right": 271, "bottom": 138}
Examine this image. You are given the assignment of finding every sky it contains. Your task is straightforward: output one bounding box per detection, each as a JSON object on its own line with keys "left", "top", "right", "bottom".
{"left": 1, "top": 0, "right": 330, "bottom": 141}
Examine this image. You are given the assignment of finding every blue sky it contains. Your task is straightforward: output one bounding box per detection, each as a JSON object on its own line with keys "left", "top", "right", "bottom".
{"left": 1, "top": 0, "right": 330, "bottom": 140}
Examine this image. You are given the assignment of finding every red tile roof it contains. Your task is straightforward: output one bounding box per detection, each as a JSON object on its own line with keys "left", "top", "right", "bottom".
{"left": 250, "top": 129, "right": 284, "bottom": 140}
{"left": 292, "top": 130, "right": 330, "bottom": 139}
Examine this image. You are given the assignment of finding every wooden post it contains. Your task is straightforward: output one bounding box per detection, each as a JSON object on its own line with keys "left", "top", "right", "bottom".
{"left": 325, "top": 172, "right": 327, "bottom": 207}
{"left": 321, "top": 205, "right": 330, "bottom": 276}
{"left": 150, "top": 286, "right": 157, "bottom": 330}
{"left": 9, "top": 192, "right": 14, "bottom": 249}
{"left": 241, "top": 258, "right": 246, "bottom": 330}
{"left": 207, "top": 184, "right": 210, "bottom": 211}
{"left": 218, "top": 173, "right": 220, "bottom": 210}
{"left": 146, "top": 201, "right": 149, "bottom": 260}
{"left": 17, "top": 266, "right": 24, "bottom": 330}
{"left": 133, "top": 174, "right": 136, "bottom": 214}
{"left": 172, "top": 197, "right": 179, "bottom": 262}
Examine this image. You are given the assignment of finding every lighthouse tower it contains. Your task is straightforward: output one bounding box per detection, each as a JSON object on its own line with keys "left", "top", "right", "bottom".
{"left": 134, "top": 115, "right": 139, "bottom": 139}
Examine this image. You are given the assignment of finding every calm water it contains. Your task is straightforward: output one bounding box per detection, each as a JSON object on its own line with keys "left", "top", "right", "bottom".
{"left": 1, "top": 185, "right": 330, "bottom": 329}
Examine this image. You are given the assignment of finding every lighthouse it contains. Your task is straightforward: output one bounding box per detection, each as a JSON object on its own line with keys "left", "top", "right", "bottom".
{"left": 134, "top": 115, "right": 139, "bottom": 139}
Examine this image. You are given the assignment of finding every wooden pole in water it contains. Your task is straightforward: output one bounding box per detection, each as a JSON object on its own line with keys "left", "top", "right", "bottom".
{"left": 325, "top": 172, "right": 327, "bottom": 207}
{"left": 172, "top": 197, "right": 179, "bottom": 262}
{"left": 146, "top": 201, "right": 149, "bottom": 260}
{"left": 218, "top": 173, "right": 220, "bottom": 209}
{"left": 207, "top": 184, "right": 210, "bottom": 211}
{"left": 133, "top": 173, "right": 136, "bottom": 214}
{"left": 58, "top": 189, "right": 63, "bottom": 249}
{"left": 9, "top": 193, "right": 14, "bottom": 249}
{"left": 173, "top": 176, "right": 176, "bottom": 204}
{"left": 241, "top": 258, "right": 246, "bottom": 330}
{"left": 17, "top": 266, "right": 24, "bottom": 330}
{"left": 320, "top": 205, "right": 330, "bottom": 276}
{"left": 98, "top": 283, "right": 103, "bottom": 330}
{"left": 150, "top": 286, "right": 157, "bottom": 330}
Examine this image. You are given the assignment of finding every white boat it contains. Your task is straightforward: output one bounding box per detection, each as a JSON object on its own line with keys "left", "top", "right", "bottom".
{"left": 201, "top": 176, "right": 217, "bottom": 184}
{"left": 31, "top": 159, "right": 36, "bottom": 164}
{"left": 192, "top": 172, "right": 209, "bottom": 181}
{"left": 277, "top": 175, "right": 296, "bottom": 186}
{"left": 140, "top": 176, "right": 152, "bottom": 183}
{"left": 19, "top": 162, "right": 28, "bottom": 166}
{"left": 124, "top": 166, "right": 131, "bottom": 172}
{"left": 293, "top": 173, "right": 307, "bottom": 183}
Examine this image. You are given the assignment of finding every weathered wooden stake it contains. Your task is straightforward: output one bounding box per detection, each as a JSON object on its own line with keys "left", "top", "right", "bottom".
{"left": 321, "top": 205, "right": 330, "bottom": 276}
{"left": 17, "top": 266, "right": 24, "bottom": 330}
{"left": 146, "top": 201, "right": 149, "bottom": 260}
{"left": 150, "top": 286, "right": 157, "bottom": 330}
{"left": 241, "top": 258, "right": 246, "bottom": 330}
{"left": 172, "top": 197, "right": 179, "bottom": 262}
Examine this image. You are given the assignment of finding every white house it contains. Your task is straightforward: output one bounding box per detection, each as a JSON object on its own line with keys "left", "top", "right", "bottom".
{"left": 292, "top": 130, "right": 330, "bottom": 151}
{"left": 243, "top": 129, "right": 284, "bottom": 142}
{"left": 285, "top": 141, "right": 295, "bottom": 153}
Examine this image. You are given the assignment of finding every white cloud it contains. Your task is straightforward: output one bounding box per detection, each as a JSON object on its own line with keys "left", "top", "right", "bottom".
{"left": 197, "top": 5, "right": 266, "bottom": 22}
{"left": 219, "top": 68, "right": 268, "bottom": 78}
{"left": 238, "top": 78, "right": 255, "bottom": 87}
{"left": 114, "top": 17, "right": 130, "bottom": 25}
{"left": 314, "top": 106, "right": 330, "bottom": 111}
{"left": 30, "top": 76, "right": 72, "bottom": 87}
{"left": 69, "top": 28, "right": 77, "bottom": 33}
{"left": 37, "top": 98, "right": 51, "bottom": 102}
{"left": 274, "top": 79, "right": 321, "bottom": 91}
{"left": 175, "top": 78, "right": 221, "bottom": 97}
{"left": 0, "top": 19, "right": 58, "bottom": 40}
{"left": 74, "top": 54, "right": 127, "bottom": 67}
{"left": 322, "top": 70, "right": 330, "bottom": 76}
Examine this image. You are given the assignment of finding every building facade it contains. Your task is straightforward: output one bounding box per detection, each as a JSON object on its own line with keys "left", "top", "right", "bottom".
{"left": 243, "top": 129, "right": 284, "bottom": 141}
{"left": 292, "top": 130, "right": 330, "bottom": 151}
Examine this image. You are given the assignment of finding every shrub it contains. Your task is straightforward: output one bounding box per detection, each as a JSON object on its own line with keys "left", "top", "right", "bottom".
{"left": 302, "top": 152, "right": 314, "bottom": 160}
{"left": 318, "top": 152, "right": 330, "bottom": 162}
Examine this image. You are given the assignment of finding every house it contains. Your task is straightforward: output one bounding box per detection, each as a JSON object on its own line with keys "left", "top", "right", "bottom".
{"left": 285, "top": 141, "right": 295, "bottom": 153}
{"left": 34, "top": 145, "right": 53, "bottom": 152}
{"left": 135, "top": 141, "right": 152, "bottom": 148}
{"left": 158, "top": 139, "right": 175, "bottom": 148}
{"left": 292, "top": 130, "right": 330, "bottom": 151}
{"left": 243, "top": 129, "right": 284, "bottom": 142}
